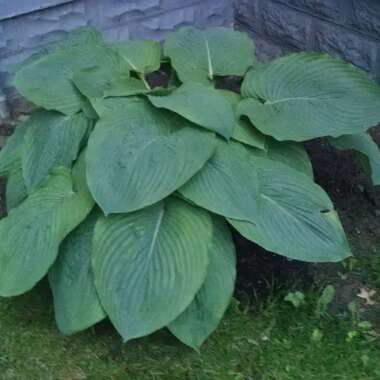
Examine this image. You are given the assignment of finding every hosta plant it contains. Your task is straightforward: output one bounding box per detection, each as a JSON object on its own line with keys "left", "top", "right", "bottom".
{"left": 1, "top": 26, "right": 380, "bottom": 350}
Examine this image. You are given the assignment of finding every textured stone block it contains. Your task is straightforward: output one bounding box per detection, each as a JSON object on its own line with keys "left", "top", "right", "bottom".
{"left": 314, "top": 20, "right": 379, "bottom": 72}
{"left": 84, "top": 0, "right": 202, "bottom": 30}
{"left": 0, "top": 0, "right": 232, "bottom": 58}
{"left": 1, "top": 1, "right": 87, "bottom": 57}
{"left": 253, "top": 34, "right": 295, "bottom": 60}
{"left": 234, "top": 0, "right": 380, "bottom": 77}
{"left": 233, "top": 0, "right": 259, "bottom": 20}
{"left": 276, "top": 0, "right": 345, "bottom": 21}
{"left": 351, "top": 0, "right": 380, "bottom": 36}
{"left": 0, "top": 0, "right": 74, "bottom": 21}
{"left": 0, "top": 23, "right": 7, "bottom": 50}
{"left": 233, "top": 0, "right": 261, "bottom": 33}
{"left": 260, "top": 1, "right": 313, "bottom": 49}
{"left": 235, "top": 23, "right": 295, "bottom": 60}
{"left": 103, "top": 0, "right": 232, "bottom": 41}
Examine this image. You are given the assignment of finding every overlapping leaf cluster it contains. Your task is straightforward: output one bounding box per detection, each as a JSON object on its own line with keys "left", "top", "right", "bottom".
{"left": 1, "top": 26, "right": 380, "bottom": 350}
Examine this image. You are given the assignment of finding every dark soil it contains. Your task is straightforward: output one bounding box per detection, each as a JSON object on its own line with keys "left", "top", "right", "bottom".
{"left": 235, "top": 134, "right": 380, "bottom": 296}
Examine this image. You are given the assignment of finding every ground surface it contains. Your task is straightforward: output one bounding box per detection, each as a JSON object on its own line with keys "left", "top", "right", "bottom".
{"left": 0, "top": 120, "right": 380, "bottom": 379}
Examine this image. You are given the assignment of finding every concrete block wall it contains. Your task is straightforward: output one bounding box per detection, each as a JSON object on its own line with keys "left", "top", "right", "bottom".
{"left": 0, "top": 0, "right": 233, "bottom": 118}
{"left": 234, "top": 0, "right": 380, "bottom": 81}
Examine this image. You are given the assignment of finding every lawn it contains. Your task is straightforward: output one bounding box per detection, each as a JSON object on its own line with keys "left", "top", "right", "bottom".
{"left": 1, "top": 273, "right": 380, "bottom": 380}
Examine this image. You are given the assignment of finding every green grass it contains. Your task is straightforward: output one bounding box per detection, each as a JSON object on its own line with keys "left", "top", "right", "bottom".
{"left": 1, "top": 279, "right": 380, "bottom": 380}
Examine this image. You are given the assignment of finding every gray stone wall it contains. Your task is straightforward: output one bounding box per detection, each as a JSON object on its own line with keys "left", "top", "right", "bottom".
{"left": 234, "top": 0, "right": 380, "bottom": 81}
{"left": 0, "top": 0, "right": 233, "bottom": 118}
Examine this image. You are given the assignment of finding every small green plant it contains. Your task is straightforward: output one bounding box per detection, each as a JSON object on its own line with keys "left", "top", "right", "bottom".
{"left": 315, "top": 285, "right": 336, "bottom": 318}
{"left": 0, "top": 26, "right": 380, "bottom": 350}
{"left": 284, "top": 291, "right": 306, "bottom": 308}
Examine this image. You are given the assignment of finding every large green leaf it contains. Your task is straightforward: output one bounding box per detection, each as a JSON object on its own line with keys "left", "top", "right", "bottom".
{"left": 221, "top": 90, "right": 266, "bottom": 150}
{"left": 89, "top": 86, "right": 173, "bottom": 118}
{"left": 238, "top": 53, "right": 380, "bottom": 141}
{"left": 164, "top": 27, "right": 255, "bottom": 84}
{"left": 179, "top": 141, "right": 260, "bottom": 221}
{"left": 73, "top": 65, "right": 148, "bottom": 100}
{"left": 229, "top": 213, "right": 349, "bottom": 263}
{"left": 0, "top": 156, "right": 94, "bottom": 296}
{"left": 49, "top": 210, "right": 106, "bottom": 335}
{"left": 86, "top": 97, "right": 216, "bottom": 214}
{"left": 0, "top": 121, "right": 28, "bottom": 176}
{"left": 328, "top": 132, "right": 380, "bottom": 186}
{"left": 227, "top": 159, "right": 350, "bottom": 262}
{"left": 180, "top": 140, "right": 350, "bottom": 262}
{"left": 148, "top": 83, "right": 235, "bottom": 138}
{"left": 169, "top": 217, "right": 236, "bottom": 350}
{"left": 112, "top": 40, "right": 161, "bottom": 74}
{"left": 14, "top": 43, "right": 120, "bottom": 115}
{"left": 80, "top": 96, "right": 99, "bottom": 120}
{"left": 92, "top": 197, "right": 212, "bottom": 342}
{"left": 263, "top": 139, "right": 313, "bottom": 178}
{"left": 22, "top": 110, "right": 90, "bottom": 191}
{"left": 0, "top": 120, "right": 28, "bottom": 210}
{"left": 72, "top": 37, "right": 159, "bottom": 101}
{"left": 6, "top": 166, "right": 27, "bottom": 210}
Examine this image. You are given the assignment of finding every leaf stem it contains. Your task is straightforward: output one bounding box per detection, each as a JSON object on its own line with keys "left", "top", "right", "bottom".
{"left": 140, "top": 74, "right": 151, "bottom": 90}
